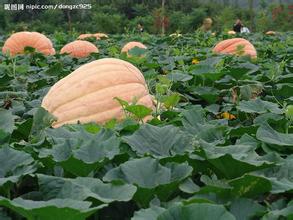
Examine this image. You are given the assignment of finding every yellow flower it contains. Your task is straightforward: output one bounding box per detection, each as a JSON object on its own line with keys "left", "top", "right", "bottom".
{"left": 220, "top": 112, "right": 236, "bottom": 120}
{"left": 192, "top": 58, "right": 200, "bottom": 64}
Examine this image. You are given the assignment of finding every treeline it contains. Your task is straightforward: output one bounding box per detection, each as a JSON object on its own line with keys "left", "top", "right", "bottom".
{"left": 0, "top": 0, "right": 292, "bottom": 34}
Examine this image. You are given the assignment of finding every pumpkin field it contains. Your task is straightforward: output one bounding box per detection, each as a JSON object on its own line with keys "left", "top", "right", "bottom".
{"left": 0, "top": 31, "right": 292, "bottom": 220}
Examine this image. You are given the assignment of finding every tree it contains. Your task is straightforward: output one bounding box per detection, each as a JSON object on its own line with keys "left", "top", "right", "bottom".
{"left": 161, "top": 0, "right": 165, "bottom": 35}
{"left": 248, "top": 0, "right": 255, "bottom": 31}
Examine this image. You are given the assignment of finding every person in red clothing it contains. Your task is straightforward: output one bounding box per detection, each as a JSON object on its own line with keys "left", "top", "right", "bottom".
{"left": 233, "top": 19, "right": 243, "bottom": 33}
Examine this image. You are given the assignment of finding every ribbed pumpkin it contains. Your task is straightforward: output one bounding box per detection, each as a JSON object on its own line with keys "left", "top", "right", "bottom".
{"left": 213, "top": 38, "right": 257, "bottom": 58}
{"left": 266, "top": 31, "right": 276, "bottom": 35}
{"left": 2, "top": 32, "right": 55, "bottom": 56}
{"left": 121, "top": 41, "right": 147, "bottom": 56}
{"left": 93, "top": 33, "right": 108, "bottom": 39}
{"left": 42, "top": 58, "right": 154, "bottom": 128}
{"left": 227, "top": 30, "right": 236, "bottom": 35}
{"left": 78, "top": 34, "right": 94, "bottom": 40}
{"left": 60, "top": 40, "right": 98, "bottom": 58}
{"left": 78, "top": 33, "right": 108, "bottom": 40}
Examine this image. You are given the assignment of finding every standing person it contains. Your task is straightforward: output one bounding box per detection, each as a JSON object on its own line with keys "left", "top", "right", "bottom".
{"left": 233, "top": 19, "right": 243, "bottom": 33}
{"left": 241, "top": 26, "right": 250, "bottom": 33}
{"left": 199, "top": 18, "right": 213, "bottom": 32}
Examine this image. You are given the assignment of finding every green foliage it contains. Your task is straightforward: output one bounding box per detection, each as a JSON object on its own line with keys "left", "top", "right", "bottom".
{"left": 92, "top": 12, "right": 126, "bottom": 34}
{"left": 157, "top": 203, "right": 236, "bottom": 220}
{"left": 169, "top": 8, "right": 207, "bottom": 33}
{"left": 0, "top": 1, "right": 292, "bottom": 34}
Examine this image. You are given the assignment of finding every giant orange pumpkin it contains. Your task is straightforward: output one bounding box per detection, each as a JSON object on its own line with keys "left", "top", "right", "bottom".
{"left": 2, "top": 32, "right": 55, "bottom": 56}
{"left": 93, "top": 33, "right": 108, "bottom": 39}
{"left": 60, "top": 40, "right": 98, "bottom": 58}
{"left": 78, "top": 33, "right": 108, "bottom": 40}
{"left": 78, "top": 34, "right": 94, "bottom": 40}
{"left": 121, "top": 41, "right": 147, "bottom": 56}
{"left": 227, "top": 30, "right": 236, "bottom": 35}
{"left": 42, "top": 58, "right": 154, "bottom": 128}
{"left": 213, "top": 38, "right": 257, "bottom": 58}
{"left": 266, "top": 31, "right": 276, "bottom": 35}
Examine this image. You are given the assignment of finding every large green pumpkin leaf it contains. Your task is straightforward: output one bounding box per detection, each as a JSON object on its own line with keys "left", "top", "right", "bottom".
{"left": 0, "top": 196, "right": 106, "bottom": 220}
{"left": 46, "top": 127, "right": 120, "bottom": 162}
{"left": 256, "top": 123, "right": 293, "bottom": 147}
{"left": 38, "top": 174, "right": 137, "bottom": 203}
{"left": 29, "top": 107, "right": 56, "bottom": 142}
{"left": 190, "top": 63, "right": 223, "bottom": 81}
{"left": 274, "top": 83, "right": 293, "bottom": 100}
{"left": 0, "top": 109, "right": 17, "bottom": 143}
{"left": 190, "top": 86, "right": 220, "bottom": 104}
{"left": 227, "top": 62, "right": 259, "bottom": 79}
{"left": 253, "top": 113, "right": 283, "bottom": 126}
{"left": 181, "top": 106, "right": 206, "bottom": 127}
{"left": 123, "top": 124, "right": 192, "bottom": 158}
{"left": 229, "top": 174, "right": 272, "bottom": 197}
{"left": 262, "top": 201, "right": 293, "bottom": 220}
{"left": 167, "top": 71, "right": 193, "bottom": 82}
{"left": 259, "top": 156, "right": 293, "bottom": 193}
{"left": 199, "top": 141, "right": 274, "bottom": 179}
{"left": 0, "top": 146, "right": 35, "bottom": 186}
{"left": 103, "top": 157, "right": 192, "bottom": 188}
{"left": 0, "top": 109, "right": 16, "bottom": 134}
{"left": 131, "top": 206, "right": 166, "bottom": 220}
{"left": 40, "top": 127, "right": 120, "bottom": 176}
{"left": 229, "top": 198, "right": 266, "bottom": 220}
{"left": 103, "top": 157, "right": 193, "bottom": 206}
{"left": 179, "top": 178, "right": 200, "bottom": 194}
{"left": 157, "top": 203, "right": 235, "bottom": 220}
{"left": 237, "top": 99, "right": 283, "bottom": 114}
{"left": 196, "top": 175, "right": 232, "bottom": 197}
{"left": 181, "top": 107, "right": 227, "bottom": 144}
